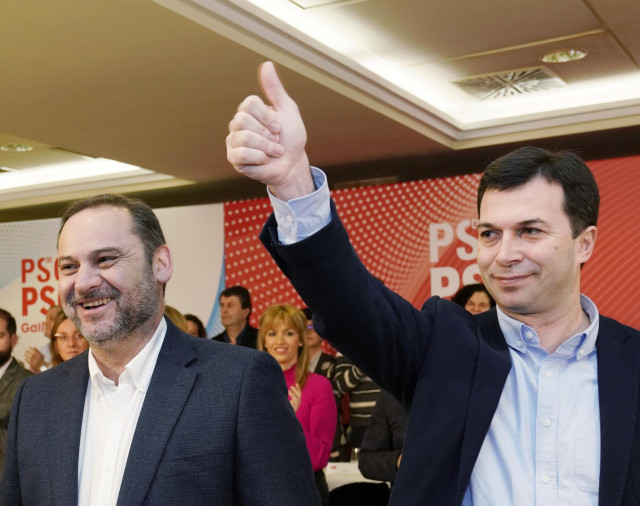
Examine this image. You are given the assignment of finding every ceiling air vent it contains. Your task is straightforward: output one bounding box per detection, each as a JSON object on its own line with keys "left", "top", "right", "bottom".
{"left": 453, "top": 67, "right": 565, "bottom": 100}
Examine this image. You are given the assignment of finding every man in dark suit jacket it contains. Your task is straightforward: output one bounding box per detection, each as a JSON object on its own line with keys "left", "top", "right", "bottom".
{"left": 0, "top": 193, "right": 318, "bottom": 505}
{"left": 358, "top": 390, "right": 408, "bottom": 485}
{"left": 212, "top": 286, "right": 258, "bottom": 348}
{"left": 0, "top": 308, "right": 33, "bottom": 480}
{"left": 226, "top": 62, "right": 640, "bottom": 505}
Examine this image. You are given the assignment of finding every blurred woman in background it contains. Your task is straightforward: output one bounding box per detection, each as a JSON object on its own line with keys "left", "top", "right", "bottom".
{"left": 185, "top": 313, "right": 207, "bottom": 338}
{"left": 50, "top": 311, "right": 89, "bottom": 366}
{"left": 451, "top": 283, "right": 495, "bottom": 315}
{"left": 258, "top": 304, "right": 336, "bottom": 506}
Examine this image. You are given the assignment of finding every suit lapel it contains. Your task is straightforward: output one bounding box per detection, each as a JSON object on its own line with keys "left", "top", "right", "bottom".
{"left": 596, "top": 317, "right": 640, "bottom": 506}
{"left": 116, "top": 321, "right": 197, "bottom": 506}
{"left": 48, "top": 357, "right": 90, "bottom": 506}
{"left": 455, "top": 309, "right": 512, "bottom": 504}
{"left": 0, "top": 358, "right": 18, "bottom": 395}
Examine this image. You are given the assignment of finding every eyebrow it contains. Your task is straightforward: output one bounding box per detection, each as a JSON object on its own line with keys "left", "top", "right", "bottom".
{"left": 58, "top": 247, "right": 125, "bottom": 263}
{"left": 477, "top": 218, "right": 549, "bottom": 229}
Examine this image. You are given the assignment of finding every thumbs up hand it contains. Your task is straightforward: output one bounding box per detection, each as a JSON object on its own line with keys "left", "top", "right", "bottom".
{"left": 226, "top": 62, "right": 315, "bottom": 201}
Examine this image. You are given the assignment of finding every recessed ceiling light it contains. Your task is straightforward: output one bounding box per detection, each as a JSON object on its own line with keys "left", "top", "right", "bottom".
{"left": 541, "top": 49, "right": 587, "bottom": 63}
{"left": 0, "top": 143, "right": 34, "bottom": 153}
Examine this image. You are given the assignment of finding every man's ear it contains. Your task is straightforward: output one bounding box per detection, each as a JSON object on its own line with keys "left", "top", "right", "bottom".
{"left": 11, "top": 333, "right": 18, "bottom": 348}
{"left": 577, "top": 226, "right": 597, "bottom": 264}
{"left": 154, "top": 245, "right": 173, "bottom": 284}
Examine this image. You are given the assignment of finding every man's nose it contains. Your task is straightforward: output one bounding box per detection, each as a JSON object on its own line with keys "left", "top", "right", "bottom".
{"left": 74, "top": 264, "right": 102, "bottom": 293}
{"left": 495, "top": 234, "right": 523, "bottom": 265}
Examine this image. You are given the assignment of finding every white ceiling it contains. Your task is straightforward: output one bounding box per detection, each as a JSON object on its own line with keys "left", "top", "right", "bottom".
{"left": 1, "top": 0, "right": 639, "bottom": 219}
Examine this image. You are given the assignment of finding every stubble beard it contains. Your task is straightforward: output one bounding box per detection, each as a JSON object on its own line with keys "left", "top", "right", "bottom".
{"left": 63, "top": 267, "right": 160, "bottom": 348}
{"left": 0, "top": 345, "right": 13, "bottom": 367}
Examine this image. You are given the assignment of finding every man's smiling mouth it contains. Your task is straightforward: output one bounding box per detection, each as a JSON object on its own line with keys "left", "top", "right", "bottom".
{"left": 81, "top": 298, "right": 113, "bottom": 309}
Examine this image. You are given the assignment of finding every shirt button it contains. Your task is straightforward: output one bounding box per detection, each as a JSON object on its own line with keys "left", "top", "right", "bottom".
{"left": 578, "top": 349, "right": 586, "bottom": 357}
{"left": 286, "top": 215, "right": 293, "bottom": 223}
{"left": 516, "top": 341, "right": 524, "bottom": 348}
{"left": 543, "top": 418, "right": 552, "bottom": 427}
{"left": 525, "top": 330, "right": 534, "bottom": 339}
{"left": 542, "top": 475, "right": 550, "bottom": 484}
{"left": 545, "top": 371, "right": 553, "bottom": 378}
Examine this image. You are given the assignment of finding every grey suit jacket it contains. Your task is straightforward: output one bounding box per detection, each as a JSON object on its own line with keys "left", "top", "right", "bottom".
{"left": 0, "top": 318, "right": 319, "bottom": 505}
{"left": 0, "top": 357, "right": 32, "bottom": 479}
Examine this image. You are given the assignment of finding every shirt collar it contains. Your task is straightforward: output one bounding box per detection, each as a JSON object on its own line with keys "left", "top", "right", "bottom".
{"left": 497, "top": 294, "right": 599, "bottom": 361}
{"left": 0, "top": 356, "right": 13, "bottom": 379}
{"left": 88, "top": 317, "right": 167, "bottom": 392}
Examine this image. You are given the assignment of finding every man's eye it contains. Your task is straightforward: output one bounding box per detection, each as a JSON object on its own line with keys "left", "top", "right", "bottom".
{"left": 98, "top": 257, "right": 116, "bottom": 266}
{"left": 479, "top": 230, "right": 498, "bottom": 240}
{"left": 522, "top": 227, "right": 541, "bottom": 236}
{"left": 59, "top": 264, "right": 77, "bottom": 273}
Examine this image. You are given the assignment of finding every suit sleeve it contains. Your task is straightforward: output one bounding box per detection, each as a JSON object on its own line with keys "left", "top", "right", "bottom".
{"left": 0, "top": 378, "right": 26, "bottom": 506}
{"left": 260, "top": 202, "right": 436, "bottom": 406}
{"left": 234, "top": 351, "right": 320, "bottom": 505}
{"left": 301, "top": 376, "right": 336, "bottom": 471}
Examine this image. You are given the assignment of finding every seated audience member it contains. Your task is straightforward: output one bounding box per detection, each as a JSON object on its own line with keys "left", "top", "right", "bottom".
{"left": 333, "top": 355, "right": 380, "bottom": 450}
{"left": 0, "top": 308, "right": 33, "bottom": 479}
{"left": 164, "top": 305, "right": 189, "bottom": 333}
{"left": 258, "top": 304, "right": 336, "bottom": 506}
{"left": 451, "top": 283, "right": 495, "bottom": 315}
{"left": 358, "top": 390, "right": 408, "bottom": 486}
{"left": 23, "top": 304, "right": 63, "bottom": 373}
{"left": 50, "top": 312, "right": 89, "bottom": 366}
{"left": 185, "top": 313, "right": 207, "bottom": 338}
{"left": 213, "top": 286, "right": 258, "bottom": 348}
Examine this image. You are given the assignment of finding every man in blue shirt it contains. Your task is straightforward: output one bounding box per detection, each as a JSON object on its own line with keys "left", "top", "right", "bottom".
{"left": 226, "top": 62, "right": 640, "bottom": 505}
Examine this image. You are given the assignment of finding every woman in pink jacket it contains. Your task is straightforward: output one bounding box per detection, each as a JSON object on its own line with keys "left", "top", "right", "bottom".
{"left": 258, "top": 304, "right": 337, "bottom": 505}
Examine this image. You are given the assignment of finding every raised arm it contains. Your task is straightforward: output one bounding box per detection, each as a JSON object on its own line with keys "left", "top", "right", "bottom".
{"left": 226, "top": 61, "right": 314, "bottom": 202}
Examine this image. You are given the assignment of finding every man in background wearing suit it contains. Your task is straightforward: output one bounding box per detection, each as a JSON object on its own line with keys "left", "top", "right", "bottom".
{"left": 0, "top": 193, "right": 318, "bottom": 505}
{"left": 0, "top": 308, "right": 32, "bottom": 480}
{"left": 226, "top": 62, "right": 640, "bottom": 505}
{"left": 213, "top": 285, "right": 258, "bottom": 348}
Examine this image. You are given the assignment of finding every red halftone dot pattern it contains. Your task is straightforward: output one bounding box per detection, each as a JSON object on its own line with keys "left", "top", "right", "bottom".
{"left": 332, "top": 175, "right": 481, "bottom": 307}
{"left": 224, "top": 157, "right": 640, "bottom": 333}
{"left": 224, "top": 173, "right": 482, "bottom": 329}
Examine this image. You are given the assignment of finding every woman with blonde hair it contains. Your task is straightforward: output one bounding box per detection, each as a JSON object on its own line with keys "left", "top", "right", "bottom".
{"left": 258, "top": 304, "right": 336, "bottom": 506}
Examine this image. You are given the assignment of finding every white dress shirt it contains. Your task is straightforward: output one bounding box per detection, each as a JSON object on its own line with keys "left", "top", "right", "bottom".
{"left": 77, "top": 318, "right": 166, "bottom": 506}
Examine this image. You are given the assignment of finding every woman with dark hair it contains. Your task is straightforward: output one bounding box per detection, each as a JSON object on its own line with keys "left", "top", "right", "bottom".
{"left": 258, "top": 304, "right": 336, "bottom": 506}
{"left": 50, "top": 312, "right": 89, "bottom": 366}
{"left": 451, "top": 283, "right": 495, "bottom": 315}
{"left": 184, "top": 313, "right": 207, "bottom": 338}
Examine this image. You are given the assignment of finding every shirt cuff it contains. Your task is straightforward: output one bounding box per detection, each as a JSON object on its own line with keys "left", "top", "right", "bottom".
{"left": 267, "top": 167, "right": 331, "bottom": 245}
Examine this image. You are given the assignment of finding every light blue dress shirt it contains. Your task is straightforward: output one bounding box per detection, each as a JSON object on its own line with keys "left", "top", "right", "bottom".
{"left": 268, "top": 167, "right": 602, "bottom": 505}
{"left": 463, "top": 297, "right": 600, "bottom": 506}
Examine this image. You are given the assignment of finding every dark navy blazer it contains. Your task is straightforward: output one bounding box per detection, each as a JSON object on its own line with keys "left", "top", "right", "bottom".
{"left": 0, "top": 318, "right": 319, "bottom": 505}
{"left": 260, "top": 203, "right": 640, "bottom": 506}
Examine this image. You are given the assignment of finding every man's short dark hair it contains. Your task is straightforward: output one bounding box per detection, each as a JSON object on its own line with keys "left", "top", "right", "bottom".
{"left": 58, "top": 194, "right": 166, "bottom": 264}
{"left": 220, "top": 286, "right": 252, "bottom": 318}
{"left": 301, "top": 307, "right": 313, "bottom": 320}
{"left": 0, "top": 308, "right": 16, "bottom": 336}
{"left": 477, "top": 146, "right": 600, "bottom": 238}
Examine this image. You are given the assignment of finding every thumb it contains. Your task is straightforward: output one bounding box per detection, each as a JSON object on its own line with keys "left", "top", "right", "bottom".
{"left": 259, "top": 61, "right": 294, "bottom": 109}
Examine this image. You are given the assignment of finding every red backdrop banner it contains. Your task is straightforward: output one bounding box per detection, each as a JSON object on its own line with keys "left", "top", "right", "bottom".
{"left": 224, "top": 155, "right": 640, "bottom": 331}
